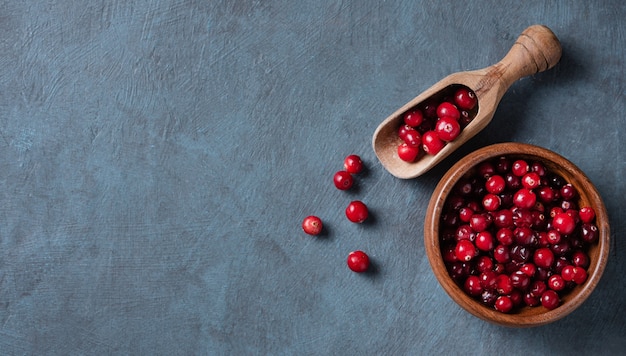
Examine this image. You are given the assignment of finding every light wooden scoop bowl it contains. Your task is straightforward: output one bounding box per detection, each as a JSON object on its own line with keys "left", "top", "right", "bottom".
{"left": 372, "top": 25, "right": 562, "bottom": 179}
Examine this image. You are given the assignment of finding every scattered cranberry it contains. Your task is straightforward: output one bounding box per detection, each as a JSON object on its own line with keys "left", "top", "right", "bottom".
{"left": 302, "top": 215, "right": 323, "bottom": 235}
{"left": 435, "top": 116, "right": 461, "bottom": 142}
{"left": 438, "top": 155, "right": 600, "bottom": 313}
{"left": 343, "top": 155, "right": 363, "bottom": 174}
{"left": 333, "top": 171, "right": 353, "bottom": 190}
{"left": 345, "top": 200, "right": 369, "bottom": 223}
{"left": 347, "top": 250, "right": 370, "bottom": 272}
{"left": 403, "top": 109, "right": 424, "bottom": 127}
{"left": 436, "top": 102, "right": 460, "bottom": 121}
{"left": 398, "top": 143, "right": 420, "bottom": 162}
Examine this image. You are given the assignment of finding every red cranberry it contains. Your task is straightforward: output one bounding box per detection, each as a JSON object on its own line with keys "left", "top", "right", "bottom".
{"left": 493, "top": 210, "right": 514, "bottom": 229}
{"left": 398, "top": 124, "right": 413, "bottom": 140}
{"left": 436, "top": 101, "right": 460, "bottom": 120}
{"left": 537, "top": 186, "right": 556, "bottom": 203}
{"left": 347, "top": 250, "right": 370, "bottom": 272}
{"left": 548, "top": 274, "right": 566, "bottom": 291}
{"left": 495, "top": 295, "right": 513, "bottom": 313}
{"left": 572, "top": 250, "right": 590, "bottom": 268}
{"left": 464, "top": 275, "right": 483, "bottom": 296}
{"left": 581, "top": 223, "right": 599, "bottom": 243}
{"left": 470, "top": 213, "right": 491, "bottom": 232}
{"left": 476, "top": 255, "right": 494, "bottom": 272}
{"left": 398, "top": 143, "right": 420, "bottom": 162}
{"left": 455, "top": 240, "right": 477, "bottom": 262}
{"left": 343, "top": 154, "right": 363, "bottom": 174}
{"left": 579, "top": 206, "right": 596, "bottom": 223}
{"left": 511, "top": 270, "right": 531, "bottom": 290}
{"left": 333, "top": 171, "right": 354, "bottom": 190}
{"left": 513, "top": 188, "right": 537, "bottom": 209}
{"left": 533, "top": 247, "right": 555, "bottom": 269}
{"left": 571, "top": 267, "right": 587, "bottom": 284}
{"left": 453, "top": 87, "right": 477, "bottom": 111}
{"left": 345, "top": 201, "right": 368, "bottom": 223}
{"left": 524, "top": 293, "right": 540, "bottom": 307}
{"left": 511, "top": 160, "right": 529, "bottom": 177}
{"left": 496, "top": 274, "right": 514, "bottom": 295}
{"left": 459, "top": 207, "right": 474, "bottom": 223}
{"left": 435, "top": 116, "right": 461, "bottom": 141}
{"left": 560, "top": 183, "right": 578, "bottom": 200}
{"left": 522, "top": 172, "right": 541, "bottom": 190}
{"left": 422, "top": 130, "right": 445, "bottom": 155}
{"left": 479, "top": 270, "right": 498, "bottom": 290}
{"left": 493, "top": 244, "right": 511, "bottom": 264}
{"left": 519, "top": 263, "right": 537, "bottom": 277}
{"left": 477, "top": 162, "right": 496, "bottom": 179}
{"left": 495, "top": 227, "right": 514, "bottom": 246}
{"left": 302, "top": 216, "right": 323, "bottom": 235}
{"left": 552, "top": 212, "right": 576, "bottom": 235}
{"left": 530, "top": 280, "right": 547, "bottom": 298}
{"left": 455, "top": 224, "right": 475, "bottom": 242}
{"left": 485, "top": 175, "right": 506, "bottom": 194}
{"left": 475, "top": 231, "right": 495, "bottom": 251}
{"left": 402, "top": 129, "right": 421, "bottom": 147}
{"left": 403, "top": 109, "right": 424, "bottom": 127}
{"left": 541, "top": 290, "right": 560, "bottom": 310}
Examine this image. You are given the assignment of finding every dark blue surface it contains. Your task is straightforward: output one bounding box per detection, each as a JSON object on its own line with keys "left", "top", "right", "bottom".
{"left": 1, "top": 1, "right": 624, "bottom": 354}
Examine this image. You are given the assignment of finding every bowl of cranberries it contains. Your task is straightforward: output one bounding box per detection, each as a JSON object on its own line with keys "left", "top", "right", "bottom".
{"left": 424, "top": 142, "right": 610, "bottom": 327}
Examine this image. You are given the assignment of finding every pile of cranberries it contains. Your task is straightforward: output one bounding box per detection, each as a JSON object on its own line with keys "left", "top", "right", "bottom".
{"left": 397, "top": 85, "right": 478, "bottom": 162}
{"left": 439, "top": 156, "right": 599, "bottom": 313}
{"left": 302, "top": 154, "right": 371, "bottom": 273}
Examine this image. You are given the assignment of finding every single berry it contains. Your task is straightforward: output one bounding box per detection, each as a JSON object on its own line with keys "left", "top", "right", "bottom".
{"left": 333, "top": 170, "right": 354, "bottom": 190}
{"left": 579, "top": 206, "right": 596, "bottom": 223}
{"left": 541, "top": 290, "right": 560, "bottom": 310}
{"left": 482, "top": 193, "right": 501, "bottom": 211}
{"left": 302, "top": 215, "right": 323, "bottom": 235}
{"left": 346, "top": 200, "right": 369, "bottom": 223}
{"left": 534, "top": 247, "right": 555, "bottom": 269}
{"left": 513, "top": 188, "right": 537, "bottom": 209}
{"left": 422, "top": 130, "right": 445, "bottom": 155}
{"left": 485, "top": 175, "right": 506, "bottom": 194}
{"left": 475, "top": 231, "right": 495, "bottom": 251}
{"left": 453, "top": 87, "right": 477, "bottom": 111}
{"left": 398, "top": 143, "right": 420, "bottom": 162}
{"left": 495, "top": 295, "right": 514, "bottom": 313}
{"left": 548, "top": 274, "right": 566, "bottom": 291}
{"left": 347, "top": 250, "right": 370, "bottom": 272}
{"left": 511, "top": 160, "right": 530, "bottom": 177}
{"left": 403, "top": 128, "right": 422, "bottom": 147}
{"left": 552, "top": 212, "right": 576, "bottom": 235}
{"left": 464, "top": 275, "right": 483, "bottom": 296}
{"left": 403, "top": 109, "right": 424, "bottom": 127}
{"left": 436, "top": 101, "right": 460, "bottom": 120}
{"left": 343, "top": 154, "right": 363, "bottom": 174}
{"left": 455, "top": 239, "right": 477, "bottom": 262}
{"left": 521, "top": 172, "right": 541, "bottom": 190}
{"left": 435, "top": 116, "right": 461, "bottom": 141}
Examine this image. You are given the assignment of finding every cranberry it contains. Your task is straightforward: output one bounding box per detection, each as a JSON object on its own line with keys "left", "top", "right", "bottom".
{"left": 493, "top": 244, "right": 511, "bottom": 264}
{"left": 398, "top": 143, "right": 420, "bottom": 162}
{"left": 571, "top": 267, "right": 587, "bottom": 284}
{"left": 481, "top": 289, "right": 498, "bottom": 306}
{"left": 453, "top": 87, "right": 477, "bottom": 111}
{"left": 511, "top": 270, "right": 531, "bottom": 290}
{"left": 477, "top": 161, "right": 496, "bottom": 179}
{"left": 533, "top": 247, "right": 555, "bottom": 269}
{"left": 522, "top": 172, "right": 541, "bottom": 190}
{"left": 302, "top": 216, "right": 323, "bottom": 235}
{"left": 513, "top": 188, "right": 537, "bottom": 209}
{"left": 470, "top": 213, "right": 491, "bottom": 232}
{"left": 552, "top": 212, "right": 576, "bottom": 235}
{"left": 560, "top": 184, "right": 578, "bottom": 200}
{"left": 579, "top": 206, "right": 596, "bottom": 223}
{"left": 475, "top": 231, "right": 495, "bottom": 251}
{"left": 476, "top": 255, "right": 494, "bottom": 272}
{"left": 403, "top": 109, "right": 424, "bottom": 127}
{"left": 496, "top": 274, "right": 513, "bottom": 295}
{"left": 511, "top": 160, "right": 529, "bottom": 177}
{"left": 548, "top": 274, "right": 566, "bottom": 291}
{"left": 435, "top": 116, "right": 461, "bottom": 141}
{"left": 496, "top": 227, "right": 514, "bottom": 246}
{"left": 347, "top": 250, "right": 370, "bottom": 272}
{"left": 458, "top": 207, "right": 474, "bottom": 223}
{"left": 493, "top": 210, "right": 514, "bottom": 229}
{"left": 530, "top": 280, "right": 547, "bottom": 297}
{"left": 581, "top": 223, "right": 599, "bottom": 243}
{"left": 402, "top": 129, "right": 421, "bottom": 147}
{"left": 541, "top": 290, "right": 560, "bottom": 310}
{"left": 464, "top": 275, "right": 483, "bottom": 296}
{"left": 436, "top": 101, "right": 460, "bottom": 120}
{"left": 524, "top": 293, "right": 540, "bottom": 307}
{"left": 343, "top": 154, "right": 363, "bottom": 174}
{"left": 519, "top": 263, "right": 537, "bottom": 277}
{"left": 455, "top": 240, "right": 477, "bottom": 262}
{"left": 482, "top": 193, "right": 501, "bottom": 211}
{"left": 345, "top": 201, "right": 368, "bottom": 223}
{"left": 333, "top": 171, "right": 354, "bottom": 190}
{"left": 480, "top": 270, "right": 498, "bottom": 290}
{"left": 537, "top": 186, "right": 556, "bottom": 203}
{"left": 495, "top": 295, "right": 513, "bottom": 313}
{"left": 486, "top": 175, "right": 506, "bottom": 194}
{"left": 572, "top": 250, "right": 590, "bottom": 268}
{"left": 398, "top": 124, "right": 412, "bottom": 140}
{"left": 422, "top": 131, "right": 445, "bottom": 155}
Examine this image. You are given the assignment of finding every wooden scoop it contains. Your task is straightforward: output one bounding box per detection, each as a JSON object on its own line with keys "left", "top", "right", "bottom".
{"left": 372, "top": 25, "right": 562, "bottom": 179}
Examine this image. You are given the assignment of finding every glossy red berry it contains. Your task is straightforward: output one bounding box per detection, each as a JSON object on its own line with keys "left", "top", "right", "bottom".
{"left": 435, "top": 116, "right": 461, "bottom": 141}
{"left": 402, "top": 128, "right": 422, "bottom": 147}
{"left": 552, "top": 212, "right": 576, "bottom": 235}
{"left": 422, "top": 131, "right": 445, "bottom": 155}
{"left": 398, "top": 143, "right": 420, "bottom": 162}
{"left": 453, "top": 87, "right": 477, "bottom": 111}
{"left": 513, "top": 188, "right": 536, "bottom": 209}
{"left": 482, "top": 193, "right": 501, "bottom": 211}
{"left": 533, "top": 247, "right": 555, "bottom": 269}
{"left": 333, "top": 171, "right": 354, "bottom": 190}
{"left": 547, "top": 274, "right": 566, "bottom": 291}
{"left": 579, "top": 206, "right": 596, "bottom": 223}
{"left": 455, "top": 240, "right": 477, "bottom": 262}
{"left": 347, "top": 250, "right": 370, "bottom": 272}
{"left": 511, "top": 160, "right": 529, "bottom": 177}
{"left": 522, "top": 172, "right": 541, "bottom": 190}
{"left": 302, "top": 216, "right": 323, "bottom": 235}
{"left": 485, "top": 175, "right": 506, "bottom": 194}
{"left": 475, "top": 231, "right": 495, "bottom": 251}
{"left": 541, "top": 290, "right": 560, "bottom": 310}
{"left": 571, "top": 266, "right": 587, "bottom": 284}
{"left": 436, "top": 101, "right": 460, "bottom": 120}
{"left": 343, "top": 154, "right": 363, "bottom": 174}
{"left": 464, "top": 275, "right": 483, "bottom": 296}
{"left": 403, "top": 109, "right": 424, "bottom": 127}
{"left": 345, "top": 200, "right": 368, "bottom": 223}
{"left": 495, "top": 295, "right": 513, "bottom": 313}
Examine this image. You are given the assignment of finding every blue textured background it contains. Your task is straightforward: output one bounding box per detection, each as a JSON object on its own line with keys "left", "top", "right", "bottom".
{"left": 1, "top": 1, "right": 624, "bottom": 354}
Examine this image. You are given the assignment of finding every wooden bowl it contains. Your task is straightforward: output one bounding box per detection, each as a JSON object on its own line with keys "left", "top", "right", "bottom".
{"left": 424, "top": 142, "right": 610, "bottom": 327}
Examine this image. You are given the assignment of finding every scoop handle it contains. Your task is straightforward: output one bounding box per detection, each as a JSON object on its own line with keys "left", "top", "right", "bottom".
{"left": 496, "top": 25, "right": 562, "bottom": 88}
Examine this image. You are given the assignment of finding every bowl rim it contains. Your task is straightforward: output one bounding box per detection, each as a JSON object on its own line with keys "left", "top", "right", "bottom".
{"left": 424, "top": 142, "right": 610, "bottom": 327}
